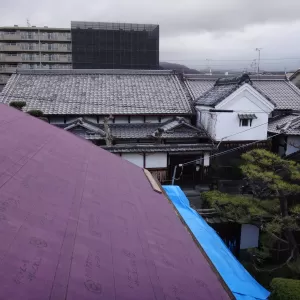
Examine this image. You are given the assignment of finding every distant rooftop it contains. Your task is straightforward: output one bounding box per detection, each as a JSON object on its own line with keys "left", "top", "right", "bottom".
{"left": 184, "top": 73, "right": 300, "bottom": 110}
{"left": 71, "top": 21, "right": 159, "bottom": 31}
{"left": 0, "top": 25, "right": 70, "bottom": 31}
{"left": 0, "top": 69, "right": 192, "bottom": 115}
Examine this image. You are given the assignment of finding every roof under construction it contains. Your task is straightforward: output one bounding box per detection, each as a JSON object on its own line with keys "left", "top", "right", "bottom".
{"left": 0, "top": 104, "right": 231, "bottom": 300}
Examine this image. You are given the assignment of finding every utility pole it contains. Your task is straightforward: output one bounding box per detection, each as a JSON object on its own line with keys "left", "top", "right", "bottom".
{"left": 206, "top": 59, "right": 212, "bottom": 75}
{"left": 255, "top": 48, "right": 262, "bottom": 74}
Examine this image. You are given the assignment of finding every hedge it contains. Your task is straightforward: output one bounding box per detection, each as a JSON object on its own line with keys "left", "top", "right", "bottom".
{"left": 9, "top": 101, "right": 26, "bottom": 110}
{"left": 270, "top": 278, "right": 300, "bottom": 300}
{"left": 27, "top": 110, "right": 44, "bottom": 118}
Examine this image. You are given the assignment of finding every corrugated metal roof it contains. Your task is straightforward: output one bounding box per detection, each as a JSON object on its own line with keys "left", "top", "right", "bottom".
{"left": 0, "top": 104, "right": 230, "bottom": 300}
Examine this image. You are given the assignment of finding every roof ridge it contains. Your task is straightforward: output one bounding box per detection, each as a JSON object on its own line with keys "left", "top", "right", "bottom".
{"left": 17, "top": 69, "right": 175, "bottom": 76}
{"left": 286, "top": 80, "right": 300, "bottom": 97}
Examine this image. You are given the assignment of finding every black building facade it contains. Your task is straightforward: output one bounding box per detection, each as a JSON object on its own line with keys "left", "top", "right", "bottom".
{"left": 71, "top": 21, "right": 159, "bottom": 69}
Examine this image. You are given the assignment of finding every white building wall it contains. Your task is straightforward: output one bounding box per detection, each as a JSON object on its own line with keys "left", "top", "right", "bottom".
{"left": 145, "top": 116, "right": 159, "bottom": 123}
{"left": 197, "top": 108, "right": 216, "bottom": 140}
{"left": 214, "top": 111, "right": 269, "bottom": 141}
{"left": 114, "top": 116, "right": 129, "bottom": 124}
{"left": 85, "top": 116, "right": 97, "bottom": 123}
{"left": 203, "top": 152, "right": 210, "bottom": 167}
{"left": 130, "top": 116, "right": 144, "bottom": 124}
{"left": 196, "top": 85, "right": 274, "bottom": 141}
{"left": 161, "top": 116, "right": 173, "bottom": 123}
{"left": 121, "top": 153, "right": 144, "bottom": 168}
{"left": 286, "top": 136, "right": 300, "bottom": 155}
{"left": 145, "top": 153, "right": 167, "bottom": 168}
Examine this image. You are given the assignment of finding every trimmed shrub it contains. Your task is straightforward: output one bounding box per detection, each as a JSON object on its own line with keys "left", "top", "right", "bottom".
{"left": 270, "top": 278, "right": 300, "bottom": 300}
{"left": 9, "top": 101, "right": 26, "bottom": 110}
{"left": 27, "top": 110, "right": 44, "bottom": 118}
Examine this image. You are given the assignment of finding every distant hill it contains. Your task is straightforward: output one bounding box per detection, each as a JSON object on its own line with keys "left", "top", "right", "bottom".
{"left": 159, "top": 62, "right": 201, "bottom": 74}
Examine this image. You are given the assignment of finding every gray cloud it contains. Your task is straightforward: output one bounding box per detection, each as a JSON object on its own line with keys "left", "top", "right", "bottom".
{"left": 1, "top": 0, "right": 300, "bottom": 71}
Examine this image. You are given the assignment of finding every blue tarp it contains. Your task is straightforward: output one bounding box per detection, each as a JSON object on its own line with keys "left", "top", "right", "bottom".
{"left": 163, "top": 185, "right": 270, "bottom": 300}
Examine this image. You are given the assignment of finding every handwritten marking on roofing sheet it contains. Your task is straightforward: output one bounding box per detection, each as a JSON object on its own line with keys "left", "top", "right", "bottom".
{"left": 14, "top": 257, "right": 42, "bottom": 285}
{"left": 84, "top": 250, "right": 103, "bottom": 294}
{"left": 88, "top": 214, "right": 102, "bottom": 237}
{"left": 29, "top": 237, "right": 48, "bottom": 248}
{"left": 171, "top": 284, "right": 182, "bottom": 300}
{"left": 123, "top": 249, "right": 139, "bottom": 289}
{"left": 40, "top": 213, "right": 55, "bottom": 226}
{"left": 0, "top": 197, "right": 20, "bottom": 213}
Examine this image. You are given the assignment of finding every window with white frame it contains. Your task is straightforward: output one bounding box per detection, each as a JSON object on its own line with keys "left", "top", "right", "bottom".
{"left": 238, "top": 114, "right": 257, "bottom": 127}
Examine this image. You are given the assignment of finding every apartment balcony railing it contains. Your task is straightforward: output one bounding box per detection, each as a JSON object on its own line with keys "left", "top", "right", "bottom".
{"left": 0, "top": 44, "right": 71, "bottom": 52}
{"left": 0, "top": 55, "right": 71, "bottom": 63}
{"left": 0, "top": 66, "right": 17, "bottom": 73}
{"left": 0, "top": 33, "right": 71, "bottom": 42}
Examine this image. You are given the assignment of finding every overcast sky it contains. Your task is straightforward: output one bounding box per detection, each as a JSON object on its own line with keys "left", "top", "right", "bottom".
{"left": 1, "top": 0, "right": 300, "bottom": 72}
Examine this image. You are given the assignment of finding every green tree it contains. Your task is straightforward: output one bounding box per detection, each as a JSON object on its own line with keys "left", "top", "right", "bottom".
{"left": 203, "top": 149, "right": 300, "bottom": 273}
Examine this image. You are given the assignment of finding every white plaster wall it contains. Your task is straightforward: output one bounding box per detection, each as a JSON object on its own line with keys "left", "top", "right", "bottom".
{"left": 214, "top": 111, "right": 269, "bottom": 141}
{"left": 145, "top": 116, "right": 159, "bottom": 123}
{"left": 161, "top": 116, "right": 173, "bottom": 123}
{"left": 121, "top": 153, "right": 144, "bottom": 168}
{"left": 85, "top": 116, "right": 97, "bottom": 123}
{"left": 130, "top": 116, "right": 144, "bottom": 124}
{"left": 114, "top": 116, "right": 129, "bottom": 124}
{"left": 196, "top": 108, "right": 216, "bottom": 140}
{"left": 286, "top": 136, "right": 300, "bottom": 155}
{"left": 145, "top": 153, "right": 167, "bottom": 168}
{"left": 240, "top": 224, "right": 259, "bottom": 249}
{"left": 197, "top": 84, "right": 274, "bottom": 141}
{"left": 203, "top": 152, "right": 210, "bottom": 167}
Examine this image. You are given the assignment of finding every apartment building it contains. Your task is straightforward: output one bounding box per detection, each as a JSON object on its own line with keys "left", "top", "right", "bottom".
{"left": 0, "top": 25, "right": 72, "bottom": 89}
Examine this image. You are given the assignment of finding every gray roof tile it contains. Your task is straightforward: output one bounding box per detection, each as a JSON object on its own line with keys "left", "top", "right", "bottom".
{"left": 102, "top": 143, "right": 214, "bottom": 153}
{"left": 195, "top": 84, "right": 238, "bottom": 106}
{"left": 268, "top": 113, "right": 300, "bottom": 135}
{"left": 185, "top": 74, "right": 300, "bottom": 110}
{"left": 0, "top": 69, "right": 192, "bottom": 115}
{"left": 63, "top": 117, "right": 208, "bottom": 140}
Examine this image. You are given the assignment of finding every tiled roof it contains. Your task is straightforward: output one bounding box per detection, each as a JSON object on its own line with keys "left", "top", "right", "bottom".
{"left": 102, "top": 143, "right": 214, "bottom": 153}
{"left": 238, "top": 114, "right": 257, "bottom": 119}
{"left": 64, "top": 117, "right": 106, "bottom": 136}
{"left": 185, "top": 74, "right": 300, "bottom": 110}
{"left": 268, "top": 113, "right": 300, "bottom": 135}
{"left": 0, "top": 104, "right": 230, "bottom": 300}
{"left": 195, "top": 84, "right": 239, "bottom": 106}
{"left": 184, "top": 75, "right": 216, "bottom": 100}
{"left": 64, "top": 117, "right": 209, "bottom": 140}
{"left": 195, "top": 74, "right": 253, "bottom": 107}
{"left": 0, "top": 69, "right": 192, "bottom": 115}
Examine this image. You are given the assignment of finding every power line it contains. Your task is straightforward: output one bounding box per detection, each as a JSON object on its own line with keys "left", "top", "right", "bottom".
{"left": 159, "top": 55, "right": 300, "bottom": 62}
{"left": 171, "top": 132, "right": 282, "bottom": 184}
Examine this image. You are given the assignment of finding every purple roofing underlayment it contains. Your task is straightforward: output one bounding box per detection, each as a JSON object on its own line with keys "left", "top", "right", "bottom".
{"left": 0, "top": 104, "right": 230, "bottom": 300}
